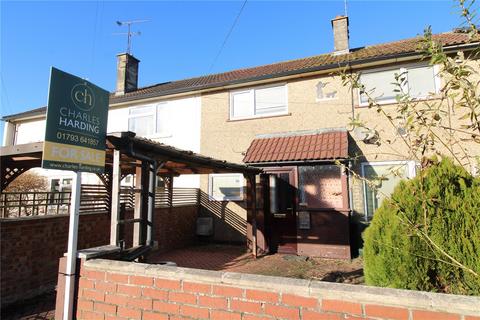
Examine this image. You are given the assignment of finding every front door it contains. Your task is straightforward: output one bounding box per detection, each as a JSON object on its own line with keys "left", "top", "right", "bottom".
{"left": 265, "top": 167, "right": 297, "bottom": 254}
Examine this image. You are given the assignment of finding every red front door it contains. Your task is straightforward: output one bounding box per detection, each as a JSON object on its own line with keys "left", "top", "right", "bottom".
{"left": 265, "top": 167, "right": 297, "bottom": 254}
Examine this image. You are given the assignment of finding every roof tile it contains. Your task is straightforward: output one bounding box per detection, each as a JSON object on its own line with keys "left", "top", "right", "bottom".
{"left": 243, "top": 130, "right": 348, "bottom": 163}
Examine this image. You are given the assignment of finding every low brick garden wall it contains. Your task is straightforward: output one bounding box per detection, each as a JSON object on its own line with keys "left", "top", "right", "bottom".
{"left": 72, "top": 258, "right": 480, "bottom": 320}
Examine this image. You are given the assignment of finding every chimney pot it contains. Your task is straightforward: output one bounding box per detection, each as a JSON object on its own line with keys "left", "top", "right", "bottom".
{"left": 331, "top": 15, "right": 349, "bottom": 55}
{"left": 115, "top": 53, "right": 140, "bottom": 95}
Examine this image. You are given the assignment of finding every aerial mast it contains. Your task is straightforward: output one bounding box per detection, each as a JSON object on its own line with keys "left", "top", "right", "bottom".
{"left": 115, "top": 19, "right": 149, "bottom": 54}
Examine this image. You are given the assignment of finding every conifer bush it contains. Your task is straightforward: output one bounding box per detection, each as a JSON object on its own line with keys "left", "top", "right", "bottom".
{"left": 363, "top": 158, "right": 480, "bottom": 295}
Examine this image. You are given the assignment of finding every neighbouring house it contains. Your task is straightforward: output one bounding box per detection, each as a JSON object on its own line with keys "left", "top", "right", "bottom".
{"left": 2, "top": 16, "right": 479, "bottom": 259}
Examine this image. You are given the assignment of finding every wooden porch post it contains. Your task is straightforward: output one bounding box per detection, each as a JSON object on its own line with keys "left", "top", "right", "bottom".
{"left": 251, "top": 175, "right": 258, "bottom": 259}
{"left": 110, "top": 149, "right": 121, "bottom": 246}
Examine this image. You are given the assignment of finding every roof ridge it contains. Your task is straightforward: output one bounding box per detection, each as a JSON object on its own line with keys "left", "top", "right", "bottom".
{"left": 118, "top": 31, "right": 474, "bottom": 96}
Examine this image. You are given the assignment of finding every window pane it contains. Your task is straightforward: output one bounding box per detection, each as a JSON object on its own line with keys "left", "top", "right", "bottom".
{"left": 298, "top": 165, "right": 343, "bottom": 208}
{"left": 407, "top": 66, "right": 436, "bottom": 98}
{"left": 129, "top": 114, "right": 155, "bottom": 137}
{"left": 129, "top": 105, "right": 154, "bottom": 115}
{"left": 156, "top": 104, "right": 171, "bottom": 136}
{"left": 255, "top": 85, "right": 287, "bottom": 115}
{"left": 129, "top": 106, "right": 155, "bottom": 137}
{"left": 363, "top": 163, "right": 409, "bottom": 219}
{"left": 210, "top": 174, "right": 243, "bottom": 200}
{"left": 360, "top": 69, "right": 398, "bottom": 103}
{"left": 231, "top": 91, "right": 253, "bottom": 118}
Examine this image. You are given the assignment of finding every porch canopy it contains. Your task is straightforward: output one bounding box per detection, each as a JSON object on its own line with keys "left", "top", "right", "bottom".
{"left": 243, "top": 128, "right": 349, "bottom": 165}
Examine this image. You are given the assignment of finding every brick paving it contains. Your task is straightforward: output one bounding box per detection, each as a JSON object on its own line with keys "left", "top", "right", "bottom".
{"left": 146, "top": 244, "right": 251, "bottom": 271}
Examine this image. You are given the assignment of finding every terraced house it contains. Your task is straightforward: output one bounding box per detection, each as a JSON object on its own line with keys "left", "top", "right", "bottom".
{"left": 2, "top": 16, "right": 479, "bottom": 259}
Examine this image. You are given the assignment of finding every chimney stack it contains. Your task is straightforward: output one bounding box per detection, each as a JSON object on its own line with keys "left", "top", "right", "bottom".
{"left": 115, "top": 53, "right": 140, "bottom": 95}
{"left": 331, "top": 15, "right": 349, "bottom": 55}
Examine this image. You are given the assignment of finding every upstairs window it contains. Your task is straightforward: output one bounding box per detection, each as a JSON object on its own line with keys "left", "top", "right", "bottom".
{"left": 230, "top": 84, "right": 287, "bottom": 120}
{"left": 359, "top": 64, "right": 439, "bottom": 106}
{"left": 128, "top": 103, "right": 171, "bottom": 138}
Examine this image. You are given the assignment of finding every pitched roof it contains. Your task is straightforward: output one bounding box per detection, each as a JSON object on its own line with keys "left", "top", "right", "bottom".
{"left": 243, "top": 129, "right": 349, "bottom": 164}
{"left": 109, "top": 32, "right": 476, "bottom": 104}
{"left": 2, "top": 31, "right": 477, "bottom": 121}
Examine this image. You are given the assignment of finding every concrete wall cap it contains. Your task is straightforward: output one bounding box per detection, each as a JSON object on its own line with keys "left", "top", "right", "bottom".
{"left": 83, "top": 259, "right": 480, "bottom": 315}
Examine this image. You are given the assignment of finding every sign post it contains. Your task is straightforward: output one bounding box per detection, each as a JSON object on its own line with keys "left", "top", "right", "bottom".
{"left": 42, "top": 67, "right": 108, "bottom": 320}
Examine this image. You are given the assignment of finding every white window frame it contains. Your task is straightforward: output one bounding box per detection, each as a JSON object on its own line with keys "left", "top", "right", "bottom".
{"left": 128, "top": 102, "right": 172, "bottom": 138}
{"left": 208, "top": 173, "right": 244, "bottom": 201}
{"left": 358, "top": 63, "right": 441, "bottom": 107}
{"left": 229, "top": 83, "right": 288, "bottom": 120}
{"left": 361, "top": 160, "right": 417, "bottom": 221}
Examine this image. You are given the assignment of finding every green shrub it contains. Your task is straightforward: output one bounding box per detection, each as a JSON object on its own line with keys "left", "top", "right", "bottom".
{"left": 363, "top": 158, "right": 480, "bottom": 295}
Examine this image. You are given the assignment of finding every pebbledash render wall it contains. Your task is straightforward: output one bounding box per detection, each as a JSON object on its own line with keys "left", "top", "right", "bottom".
{"left": 71, "top": 258, "right": 480, "bottom": 320}
{"left": 199, "top": 59, "right": 480, "bottom": 236}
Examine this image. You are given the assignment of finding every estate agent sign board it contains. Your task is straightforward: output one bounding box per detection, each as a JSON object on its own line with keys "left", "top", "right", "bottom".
{"left": 42, "top": 67, "right": 109, "bottom": 173}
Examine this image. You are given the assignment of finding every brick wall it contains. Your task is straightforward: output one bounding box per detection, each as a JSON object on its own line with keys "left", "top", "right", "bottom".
{"left": 0, "top": 205, "right": 198, "bottom": 307}
{"left": 73, "top": 259, "right": 480, "bottom": 320}
{"left": 0, "top": 213, "right": 110, "bottom": 307}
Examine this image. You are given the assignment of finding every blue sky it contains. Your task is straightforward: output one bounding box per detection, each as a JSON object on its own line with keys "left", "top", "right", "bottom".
{"left": 0, "top": 0, "right": 474, "bottom": 139}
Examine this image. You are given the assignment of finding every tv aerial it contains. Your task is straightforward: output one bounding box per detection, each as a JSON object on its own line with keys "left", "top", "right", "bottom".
{"left": 114, "top": 19, "right": 149, "bottom": 54}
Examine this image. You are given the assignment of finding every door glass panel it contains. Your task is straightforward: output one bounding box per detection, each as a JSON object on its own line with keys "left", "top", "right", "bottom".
{"left": 298, "top": 165, "right": 342, "bottom": 208}
{"left": 275, "top": 172, "right": 294, "bottom": 214}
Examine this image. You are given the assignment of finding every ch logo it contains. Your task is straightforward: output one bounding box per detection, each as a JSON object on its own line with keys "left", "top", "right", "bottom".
{"left": 71, "top": 82, "right": 95, "bottom": 111}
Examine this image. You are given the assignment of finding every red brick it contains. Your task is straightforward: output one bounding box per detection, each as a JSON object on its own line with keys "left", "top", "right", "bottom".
{"left": 106, "top": 273, "right": 129, "bottom": 284}
{"left": 84, "top": 270, "right": 106, "bottom": 281}
{"left": 303, "top": 311, "right": 344, "bottom": 320}
{"left": 79, "top": 278, "right": 95, "bottom": 289}
{"left": 322, "top": 299, "right": 362, "bottom": 315}
{"left": 365, "top": 304, "right": 409, "bottom": 320}
{"left": 265, "top": 304, "right": 300, "bottom": 320}
{"left": 95, "top": 281, "right": 116, "bottom": 293}
{"left": 412, "top": 310, "right": 460, "bottom": 320}
{"left": 117, "top": 284, "right": 142, "bottom": 297}
{"left": 143, "top": 312, "right": 169, "bottom": 320}
{"left": 94, "top": 302, "right": 117, "bottom": 315}
{"left": 118, "top": 307, "right": 141, "bottom": 319}
{"left": 105, "top": 294, "right": 129, "bottom": 306}
{"left": 81, "top": 310, "right": 104, "bottom": 320}
{"left": 211, "top": 310, "right": 242, "bottom": 320}
{"left": 143, "top": 287, "right": 168, "bottom": 300}
{"left": 105, "top": 315, "right": 128, "bottom": 320}
{"left": 169, "top": 292, "right": 197, "bottom": 304}
{"left": 282, "top": 294, "right": 318, "bottom": 308}
{"left": 180, "top": 305, "right": 209, "bottom": 319}
{"left": 230, "top": 299, "right": 262, "bottom": 313}
{"left": 213, "top": 285, "right": 244, "bottom": 298}
{"left": 127, "top": 297, "right": 153, "bottom": 310}
{"left": 153, "top": 301, "right": 180, "bottom": 314}
{"left": 242, "top": 315, "right": 272, "bottom": 320}
{"left": 197, "top": 295, "right": 228, "bottom": 309}
{"left": 77, "top": 299, "right": 94, "bottom": 311}
{"left": 130, "top": 275, "right": 153, "bottom": 286}
{"left": 155, "top": 278, "right": 181, "bottom": 290}
{"left": 246, "top": 289, "right": 279, "bottom": 303}
{"left": 83, "top": 289, "right": 105, "bottom": 302}
{"left": 183, "top": 281, "right": 212, "bottom": 294}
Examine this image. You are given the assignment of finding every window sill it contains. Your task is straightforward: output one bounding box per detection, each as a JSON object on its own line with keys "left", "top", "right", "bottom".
{"left": 356, "top": 95, "right": 442, "bottom": 108}
{"left": 207, "top": 197, "right": 244, "bottom": 202}
{"left": 227, "top": 113, "right": 292, "bottom": 122}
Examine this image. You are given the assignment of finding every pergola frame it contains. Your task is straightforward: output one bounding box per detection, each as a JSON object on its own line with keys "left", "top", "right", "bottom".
{"left": 0, "top": 132, "right": 263, "bottom": 258}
